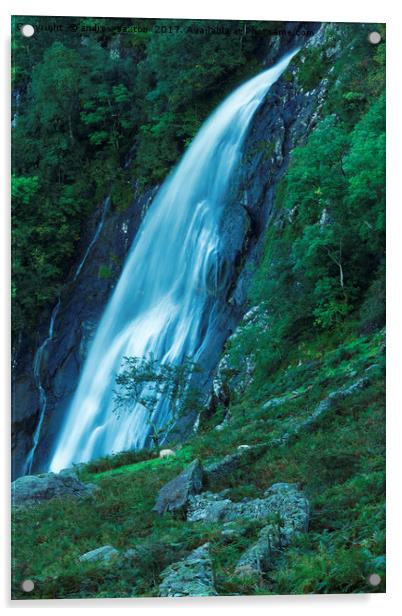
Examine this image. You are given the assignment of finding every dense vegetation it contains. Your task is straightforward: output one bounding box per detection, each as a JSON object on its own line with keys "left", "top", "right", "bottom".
{"left": 233, "top": 24, "right": 385, "bottom": 375}
{"left": 11, "top": 16, "right": 281, "bottom": 338}
{"left": 11, "top": 20, "right": 385, "bottom": 599}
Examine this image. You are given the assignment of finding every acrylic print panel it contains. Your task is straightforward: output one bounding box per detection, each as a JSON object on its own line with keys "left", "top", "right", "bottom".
{"left": 11, "top": 15, "right": 386, "bottom": 599}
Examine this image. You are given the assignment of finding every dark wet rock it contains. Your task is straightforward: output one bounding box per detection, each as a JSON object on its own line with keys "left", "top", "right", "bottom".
{"left": 78, "top": 545, "right": 119, "bottom": 563}
{"left": 159, "top": 543, "right": 217, "bottom": 597}
{"left": 11, "top": 188, "right": 158, "bottom": 479}
{"left": 153, "top": 459, "right": 204, "bottom": 516}
{"left": 11, "top": 471, "right": 99, "bottom": 508}
{"left": 235, "top": 483, "right": 309, "bottom": 576}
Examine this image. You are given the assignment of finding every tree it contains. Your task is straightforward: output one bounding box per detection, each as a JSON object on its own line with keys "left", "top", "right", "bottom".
{"left": 113, "top": 355, "right": 202, "bottom": 450}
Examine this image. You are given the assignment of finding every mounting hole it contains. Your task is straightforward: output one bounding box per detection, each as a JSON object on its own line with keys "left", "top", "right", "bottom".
{"left": 368, "top": 573, "right": 381, "bottom": 586}
{"left": 21, "top": 24, "right": 35, "bottom": 38}
{"left": 21, "top": 579, "right": 35, "bottom": 592}
{"left": 368, "top": 31, "right": 381, "bottom": 45}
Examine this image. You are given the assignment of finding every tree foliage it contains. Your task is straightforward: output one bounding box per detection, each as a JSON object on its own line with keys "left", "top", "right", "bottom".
{"left": 11, "top": 16, "right": 279, "bottom": 339}
{"left": 114, "top": 355, "right": 202, "bottom": 449}
{"left": 240, "top": 25, "right": 386, "bottom": 376}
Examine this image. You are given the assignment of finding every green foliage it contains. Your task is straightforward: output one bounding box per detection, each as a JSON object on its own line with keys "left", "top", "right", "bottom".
{"left": 97, "top": 264, "right": 112, "bottom": 280}
{"left": 359, "top": 262, "right": 386, "bottom": 332}
{"left": 247, "top": 32, "right": 385, "bottom": 369}
{"left": 114, "top": 355, "right": 202, "bottom": 449}
{"left": 295, "top": 46, "right": 331, "bottom": 91}
{"left": 11, "top": 16, "right": 281, "bottom": 338}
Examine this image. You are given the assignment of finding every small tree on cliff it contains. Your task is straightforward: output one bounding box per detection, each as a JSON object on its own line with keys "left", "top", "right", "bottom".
{"left": 113, "top": 355, "right": 202, "bottom": 451}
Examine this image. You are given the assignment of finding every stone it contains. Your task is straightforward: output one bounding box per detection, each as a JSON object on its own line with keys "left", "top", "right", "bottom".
{"left": 262, "top": 389, "right": 303, "bottom": 410}
{"left": 59, "top": 463, "right": 86, "bottom": 477}
{"left": 11, "top": 471, "right": 99, "bottom": 508}
{"left": 159, "top": 543, "right": 217, "bottom": 597}
{"left": 159, "top": 449, "right": 175, "bottom": 458}
{"left": 187, "top": 483, "right": 308, "bottom": 529}
{"left": 221, "top": 522, "right": 247, "bottom": 543}
{"left": 187, "top": 491, "right": 233, "bottom": 523}
{"left": 235, "top": 483, "right": 309, "bottom": 577}
{"left": 214, "top": 411, "right": 231, "bottom": 432}
{"left": 78, "top": 545, "right": 119, "bottom": 563}
{"left": 297, "top": 377, "right": 370, "bottom": 433}
{"left": 153, "top": 459, "right": 204, "bottom": 515}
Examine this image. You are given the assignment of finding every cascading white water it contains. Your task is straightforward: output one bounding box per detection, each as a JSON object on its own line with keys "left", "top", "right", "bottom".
{"left": 49, "top": 51, "right": 297, "bottom": 473}
{"left": 24, "top": 197, "right": 110, "bottom": 474}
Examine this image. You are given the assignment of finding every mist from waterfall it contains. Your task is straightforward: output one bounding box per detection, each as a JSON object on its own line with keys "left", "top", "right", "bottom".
{"left": 49, "top": 51, "right": 297, "bottom": 472}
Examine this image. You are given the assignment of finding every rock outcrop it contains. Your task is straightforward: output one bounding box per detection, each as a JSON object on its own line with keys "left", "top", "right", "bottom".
{"left": 153, "top": 459, "right": 204, "bottom": 516}
{"left": 78, "top": 545, "right": 119, "bottom": 564}
{"left": 187, "top": 482, "right": 308, "bottom": 527}
{"left": 278, "top": 376, "right": 371, "bottom": 445}
{"left": 11, "top": 471, "right": 98, "bottom": 508}
{"left": 159, "top": 543, "right": 217, "bottom": 597}
{"left": 235, "top": 484, "right": 309, "bottom": 576}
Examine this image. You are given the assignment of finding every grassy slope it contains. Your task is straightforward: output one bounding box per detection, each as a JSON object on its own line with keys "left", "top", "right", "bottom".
{"left": 12, "top": 321, "right": 385, "bottom": 599}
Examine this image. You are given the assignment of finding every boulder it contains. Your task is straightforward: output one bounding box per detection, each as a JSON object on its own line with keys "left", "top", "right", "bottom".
{"left": 153, "top": 459, "right": 204, "bottom": 515}
{"left": 187, "top": 491, "right": 233, "bottom": 523}
{"left": 235, "top": 483, "right": 309, "bottom": 577}
{"left": 11, "top": 471, "right": 99, "bottom": 508}
{"left": 78, "top": 545, "right": 119, "bottom": 563}
{"left": 159, "top": 543, "right": 217, "bottom": 597}
{"left": 187, "top": 483, "right": 309, "bottom": 528}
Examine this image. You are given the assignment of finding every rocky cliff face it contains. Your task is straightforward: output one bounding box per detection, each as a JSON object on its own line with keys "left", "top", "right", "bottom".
{"left": 12, "top": 22, "right": 334, "bottom": 479}
{"left": 12, "top": 188, "right": 156, "bottom": 477}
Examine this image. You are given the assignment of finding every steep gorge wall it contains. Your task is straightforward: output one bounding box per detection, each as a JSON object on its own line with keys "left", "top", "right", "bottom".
{"left": 12, "top": 22, "right": 336, "bottom": 478}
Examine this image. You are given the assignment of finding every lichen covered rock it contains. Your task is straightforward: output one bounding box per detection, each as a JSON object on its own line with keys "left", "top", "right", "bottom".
{"left": 78, "top": 545, "right": 120, "bottom": 563}
{"left": 235, "top": 483, "right": 309, "bottom": 577}
{"left": 11, "top": 471, "right": 99, "bottom": 508}
{"left": 159, "top": 543, "right": 217, "bottom": 597}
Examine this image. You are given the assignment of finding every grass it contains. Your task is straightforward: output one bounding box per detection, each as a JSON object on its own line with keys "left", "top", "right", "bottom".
{"left": 11, "top": 322, "right": 385, "bottom": 599}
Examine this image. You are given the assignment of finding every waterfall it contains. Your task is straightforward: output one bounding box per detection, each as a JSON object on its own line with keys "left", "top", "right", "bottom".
{"left": 24, "top": 299, "right": 61, "bottom": 475}
{"left": 49, "top": 51, "right": 297, "bottom": 473}
{"left": 24, "top": 197, "right": 110, "bottom": 474}
{"left": 73, "top": 196, "right": 110, "bottom": 281}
